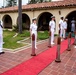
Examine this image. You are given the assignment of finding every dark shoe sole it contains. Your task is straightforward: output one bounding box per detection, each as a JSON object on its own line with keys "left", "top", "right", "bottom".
{"left": 0, "top": 52, "right": 5, "bottom": 55}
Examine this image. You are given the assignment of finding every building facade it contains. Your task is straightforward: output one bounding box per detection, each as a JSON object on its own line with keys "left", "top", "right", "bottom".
{"left": 0, "top": 0, "right": 76, "bottom": 34}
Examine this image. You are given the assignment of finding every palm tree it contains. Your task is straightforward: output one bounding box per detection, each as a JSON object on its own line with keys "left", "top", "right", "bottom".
{"left": 28, "top": 0, "right": 51, "bottom": 4}
{"left": 49, "top": 0, "right": 51, "bottom": 1}
{"left": 29, "top": 0, "right": 37, "bottom": 4}
{"left": 6, "top": 0, "right": 17, "bottom": 7}
{"left": 18, "top": 0, "right": 22, "bottom": 34}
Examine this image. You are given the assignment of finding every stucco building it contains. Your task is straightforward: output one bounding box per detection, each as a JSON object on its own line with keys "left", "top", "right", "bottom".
{"left": 0, "top": 0, "right": 76, "bottom": 34}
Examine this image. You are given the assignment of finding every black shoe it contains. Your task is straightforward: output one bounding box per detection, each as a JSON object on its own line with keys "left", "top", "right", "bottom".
{"left": 64, "top": 37, "right": 67, "bottom": 40}
{"left": 0, "top": 52, "right": 5, "bottom": 55}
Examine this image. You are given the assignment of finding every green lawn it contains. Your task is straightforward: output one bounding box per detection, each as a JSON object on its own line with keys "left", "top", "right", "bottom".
{"left": 38, "top": 31, "right": 49, "bottom": 40}
{"left": 3, "top": 30, "right": 30, "bottom": 49}
{"left": 3, "top": 30, "right": 49, "bottom": 49}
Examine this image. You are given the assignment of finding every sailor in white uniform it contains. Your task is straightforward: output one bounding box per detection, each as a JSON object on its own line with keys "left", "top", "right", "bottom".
{"left": 0, "top": 20, "right": 4, "bottom": 55}
{"left": 30, "top": 17, "right": 37, "bottom": 49}
{"left": 71, "top": 18, "right": 76, "bottom": 32}
{"left": 49, "top": 16, "right": 56, "bottom": 44}
{"left": 59, "top": 16, "right": 64, "bottom": 39}
{"left": 63, "top": 19, "right": 68, "bottom": 39}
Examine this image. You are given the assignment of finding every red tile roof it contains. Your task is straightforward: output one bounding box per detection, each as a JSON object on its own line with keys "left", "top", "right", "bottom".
{"left": 0, "top": 0, "right": 76, "bottom": 13}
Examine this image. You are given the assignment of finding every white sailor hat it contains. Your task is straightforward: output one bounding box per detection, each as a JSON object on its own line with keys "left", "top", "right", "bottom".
{"left": 32, "top": 17, "right": 37, "bottom": 21}
{"left": 60, "top": 16, "right": 64, "bottom": 18}
{"left": 51, "top": 16, "right": 55, "bottom": 18}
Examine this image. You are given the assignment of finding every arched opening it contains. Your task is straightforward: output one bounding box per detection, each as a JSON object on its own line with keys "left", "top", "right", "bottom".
{"left": 2, "top": 15, "right": 12, "bottom": 28}
{"left": 38, "top": 12, "right": 53, "bottom": 31}
{"left": 22, "top": 13, "right": 30, "bottom": 30}
{"left": 66, "top": 11, "right": 76, "bottom": 32}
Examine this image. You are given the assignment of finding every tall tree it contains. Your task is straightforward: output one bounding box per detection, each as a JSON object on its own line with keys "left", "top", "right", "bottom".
{"left": 29, "top": 0, "right": 37, "bottom": 4}
{"left": 18, "top": 0, "right": 22, "bottom": 34}
{"left": 49, "top": 0, "right": 51, "bottom": 2}
{"left": 6, "top": 0, "right": 17, "bottom": 7}
{"left": 39, "top": 0, "right": 43, "bottom": 3}
{"left": 28, "top": 0, "right": 51, "bottom": 4}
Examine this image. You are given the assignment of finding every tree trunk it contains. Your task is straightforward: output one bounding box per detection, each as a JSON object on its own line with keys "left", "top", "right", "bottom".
{"left": 18, "top": 0, "right": 22, "bottom": 34}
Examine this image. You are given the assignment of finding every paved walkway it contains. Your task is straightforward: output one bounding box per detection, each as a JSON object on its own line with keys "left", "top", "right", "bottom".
{"left": 0, "top": 37, "right": 76, "bottom": 75}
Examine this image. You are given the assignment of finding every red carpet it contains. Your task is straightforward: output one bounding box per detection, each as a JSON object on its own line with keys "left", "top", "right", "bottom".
{"left": 1, "top": 38, "right": 74, "bottom": 75}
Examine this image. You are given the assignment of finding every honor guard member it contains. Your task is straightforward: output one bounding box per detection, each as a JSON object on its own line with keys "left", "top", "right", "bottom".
{"left": 63, "top": 19, "right": 68, "bottom": 39}
{"left": 59, "top": 16, "right": 64, "bottom": 39}
{"left": 0, "top": 20, "right": 4, "bottom": 55}
{"left": 49, "top": 16, "right": 56, "bottom": 44}
{"left": 30, "top": 17, "right": 37, "bottom": 49}
{"left": 71, "top": 18, "right": 76, "bottom": 32}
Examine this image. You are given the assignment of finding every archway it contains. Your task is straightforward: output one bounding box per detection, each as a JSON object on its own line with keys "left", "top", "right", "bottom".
{"left": 66, "top": 11, "right": 76, "bottom": 32}
{"left": 2, "top": 15, "right": 12, "bottom": 28}
{"left": 38, "top": 12, "right": 53, "bottom": 31}
{"left": 22, "top": 13, "right": 30, "bottom": 30}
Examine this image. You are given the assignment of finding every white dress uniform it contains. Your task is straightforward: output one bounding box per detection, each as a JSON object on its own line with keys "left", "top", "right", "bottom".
{"left": 0, "top": 20, "right": 3, "bottom": 53}
{"left": 63, "top": 21, "right": 67, "bottom": 38}
{"left": 71, "top": 20, "right": 76, "bottom": 32}
{"left": 59, "top": 19, "right": 64, "bottom": 38}
{"left": 30, "top": 23, "right": 37, "bottom": 49}
{"left": 49, "top": 20, "right": 55, "bottom": 44}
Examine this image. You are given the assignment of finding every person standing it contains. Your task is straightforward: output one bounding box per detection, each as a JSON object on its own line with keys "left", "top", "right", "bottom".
{"left": 63, "top": 19, "right": 68, "bottom": 39}
{"left": 49, "top": 16, "right": 56, "bottom": 44}
{"left": 71, "top": 18, "right": 76, "bottom": 32}
{"left": 30, "top": 17, "right": 37, "bottom": 49}
{"left": 59, "top": 16, "right": 64, "bottom": 39}
{"left": 0, "top": 20, "right": 4, "bottom": 55}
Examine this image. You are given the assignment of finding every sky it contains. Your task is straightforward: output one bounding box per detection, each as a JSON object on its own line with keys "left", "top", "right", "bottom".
{"left": 17, "top": 0, "right": 28, "bottom": 5}
{"left": 0, "top": 0, "right": 63, "bottom": 8}
{"left": 0, "top": 0, "right": 28, "bottom": 7}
